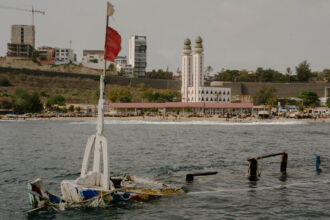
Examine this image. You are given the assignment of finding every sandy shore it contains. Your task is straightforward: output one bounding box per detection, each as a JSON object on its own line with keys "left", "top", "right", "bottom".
{"left": 3, "top": 115, "right": 329, "bottom": 123}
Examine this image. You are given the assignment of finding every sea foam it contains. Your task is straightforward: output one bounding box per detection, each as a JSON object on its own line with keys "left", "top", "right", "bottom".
{"left": 70, "top": 120, "right": 308, "bottom": 126}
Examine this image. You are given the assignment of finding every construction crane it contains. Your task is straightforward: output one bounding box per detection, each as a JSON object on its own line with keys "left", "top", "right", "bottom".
{"left": 0, "top": 5, "right": 45, "bottom": 26}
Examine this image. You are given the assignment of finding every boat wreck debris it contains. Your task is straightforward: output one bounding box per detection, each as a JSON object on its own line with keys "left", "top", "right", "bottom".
{"left": 247, "top": 152, "right": 288, "bottom": 181}
{"left": 186, "top": 172, "right": 218, "bottom": 182}
{"left": 27, "top": 2, "right": 183, "bottom": 213}
{"left": 28, "top": 175, "right": 184, "bottom": 212}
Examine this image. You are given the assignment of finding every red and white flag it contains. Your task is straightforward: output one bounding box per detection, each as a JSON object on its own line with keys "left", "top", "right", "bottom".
{"left": 104, "top": 26, "right": 121, "bottom": 62}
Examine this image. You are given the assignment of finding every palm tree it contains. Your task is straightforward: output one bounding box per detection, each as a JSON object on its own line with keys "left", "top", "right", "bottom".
{"left": 286, "top": 67, "right": 292, "bottom": 82}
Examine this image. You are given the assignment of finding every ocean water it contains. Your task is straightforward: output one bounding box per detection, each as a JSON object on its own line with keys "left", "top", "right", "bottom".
{"left": 0, "top": 120, "right": 329, "bottom": 219}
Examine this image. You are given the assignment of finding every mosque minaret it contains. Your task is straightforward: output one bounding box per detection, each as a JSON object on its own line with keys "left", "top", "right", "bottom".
{"left": 181, "top": 37, "right": 231, "bottom": 103}
{"left": 181, "top": 38, "right": 193, "bottom": 103}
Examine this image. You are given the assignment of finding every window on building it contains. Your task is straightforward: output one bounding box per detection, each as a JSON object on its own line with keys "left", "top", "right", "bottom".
{"left": 227, "top": 98, "right": 230, "bottom": 102}
{"left": 206, "top": 98, "right": 208, "bottom": 101}
{"left": 223, "top": 98, "right": 226, "bottom": 102}
{"left": 223, "top": 91, "right": 226, "bottom": 95}
{"left": 206, "top": 90, "right": 208, "bottom": 94}
{"left": 210, "top": 98, "right": 213, "bottom": 101}
{"left": 227, "top": 91, "right": 230, "bottom": 95}
{"left": 210, "top": 90, "right": 213, "bottom": 94}
{"left": 202, "top": 98, "right": 204, "bottom": 101}
{"left": 202, "top": 90, "right": 204, "bottom": 94}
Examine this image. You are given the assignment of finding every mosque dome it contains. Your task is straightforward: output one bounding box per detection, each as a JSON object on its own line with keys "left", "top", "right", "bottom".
{"left": 195, "top": 36, "right": 203, "bottom": 48}
{"left": 184, "top": 38, "right": 191, "bottom": 50}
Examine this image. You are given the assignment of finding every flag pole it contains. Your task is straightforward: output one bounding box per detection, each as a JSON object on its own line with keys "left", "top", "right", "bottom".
{"left": 104, "top": 14, "right": 109, "bottom": 76}
{"left": 96, "top": 6, "right": 109, "bottom": 136}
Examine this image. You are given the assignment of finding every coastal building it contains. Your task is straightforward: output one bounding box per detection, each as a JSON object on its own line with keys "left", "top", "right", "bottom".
{"left": 81, "top": 51, "right": 133, "bottom": 75}
{"left": 129, "top": 35, "right": 147, "bottom": 77}
{"left": 320, "top": 87, "right": 330, "bottom": 106}
{"left": 37, "top": 46, "right": 55, "bottom": 64}
{"left": 108, "top": 102, "right": 253, "bottom": 116}
{"left": 115, "top": 56, "right": 133, "bottom": 77}
{"left": 7, "top": 25, "right": 35, "bottom": 58}
{"left": 54, "top": 48, "right": 76, "bottom": 64}
{"left": 81, "top": 50, "right": 110, "bottom": 70}
{"left": 181, "top": 37, "right": 231, "bottom": 103}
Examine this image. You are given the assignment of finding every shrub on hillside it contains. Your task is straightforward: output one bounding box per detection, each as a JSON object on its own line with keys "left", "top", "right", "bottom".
{"left": 141, "top": 89, "right": 181, "bottom": 103}
{"left": 0, "top": 97, "right": 14, "bottom": 109}
{"left": 14, "top": 90, "right": 43, "bottom": 113}
{"left": 109, "top": 88, "right": 132, "bottom": 103}
{"left": 69, "top": 105, "right": 75, "bottom": 112}
{"left": 46, "top": 95, "right": 66, "bottom": 109}
{"left": 0, "top": 77, "right": 11, "bottom": 86}
{"left": 15, "top": 88, "right": 30, "bottom": 99}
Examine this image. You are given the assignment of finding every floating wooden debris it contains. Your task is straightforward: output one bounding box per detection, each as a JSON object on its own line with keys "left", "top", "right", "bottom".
{"left": 186, "top": 172, "right": 218, "bottom": 182}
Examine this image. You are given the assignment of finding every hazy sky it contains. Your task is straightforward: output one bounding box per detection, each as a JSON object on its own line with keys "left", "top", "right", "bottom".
{"left": 1, "top": 0, "right": 330, "bottom": 73}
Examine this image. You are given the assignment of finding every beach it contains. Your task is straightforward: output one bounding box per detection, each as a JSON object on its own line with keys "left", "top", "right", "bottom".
{"left": 2, "top": 114, "right": 330, "bottom": 123}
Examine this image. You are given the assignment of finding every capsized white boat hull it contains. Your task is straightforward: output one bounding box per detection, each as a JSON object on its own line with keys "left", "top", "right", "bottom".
{"left": 28, "top": 174, "right": 184, "bottom": 211}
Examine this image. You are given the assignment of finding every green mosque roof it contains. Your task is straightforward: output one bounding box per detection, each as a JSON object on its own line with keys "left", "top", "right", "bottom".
{"left": 184, "top": 38, "right": 191, "bottom": 49}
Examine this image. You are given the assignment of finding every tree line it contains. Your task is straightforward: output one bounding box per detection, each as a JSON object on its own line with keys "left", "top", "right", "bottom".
{"left": 108, "top": 85, "right": 181, "bottom": 103}
{"left": 0, "top": 88, "right": 82, "bottom": 114}
{"left": 214, "top": 61, "right": 330, "bottom": 83}
{"left": 253, "top": 85, "right": 330, "bottom": 108}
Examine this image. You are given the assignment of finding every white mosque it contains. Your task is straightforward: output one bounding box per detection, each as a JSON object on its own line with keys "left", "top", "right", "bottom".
{"left": 181, "top": 37, "right": 231, "bottom": 103}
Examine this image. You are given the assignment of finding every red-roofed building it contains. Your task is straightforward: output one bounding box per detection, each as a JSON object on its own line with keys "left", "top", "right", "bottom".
{"left": 108, "top": 102, "right": 253, "bottom": 116}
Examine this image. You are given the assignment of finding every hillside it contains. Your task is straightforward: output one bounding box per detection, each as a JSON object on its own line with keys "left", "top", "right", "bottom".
{"left": 0, "top": 72, "right": 168, "bottom": 107}
{"left": 0, "top": 57, "right": 101, "bottom": 75}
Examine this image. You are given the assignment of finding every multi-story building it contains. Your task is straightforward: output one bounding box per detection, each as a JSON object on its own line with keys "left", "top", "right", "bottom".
{"left": 181, "top": 37, "right": 231, "bottom": 103}
{"left": 81, "top": 50, "right": 109, "bottom": 69}
{"left": 37, "top": 46, "right": 55, "bottom": 64}
{"left": 11, "top": 25, "right": 35, "bottom": 47}
{"left": 129, "top": 35, "right": 147, "bottom": 77}
{"left": 115, "top": 56, "right": 133, "bottom": 77}
{"left": 7, "top": 25, "right": 35, "bottom": 58}
{"left": 54, "top": 48, "right": 76, "bottom": 64}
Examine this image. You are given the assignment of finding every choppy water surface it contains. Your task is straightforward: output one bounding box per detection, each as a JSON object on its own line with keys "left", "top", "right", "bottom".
{"left": 0, "top": 120, "right": 329, "bottom": 219}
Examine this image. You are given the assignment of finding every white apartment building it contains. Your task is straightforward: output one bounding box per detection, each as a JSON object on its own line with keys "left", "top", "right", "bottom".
{"left": 55, "top": 48, "right": 76, "bottom": 64}
{"left": 81, "top": 50, "right": 110, "bottom": 70}
{"left": 115, "top": 56, "right": 133, "bottom": 77}
{"left": 181, "top": 37, "right": 231, "bottom": 103}
{"left": 129, "top": 35, "right": 147, "bottom": 77}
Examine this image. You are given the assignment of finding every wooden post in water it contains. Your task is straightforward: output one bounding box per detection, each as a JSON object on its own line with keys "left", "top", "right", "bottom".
{"left": 248, "top": 152, "right": 288, "bottom": 181}
{"left": 316, "top": 156, "right": 322, "bottom": 173}
{"left": 280, "top": 153, "right": 288, "bottom": 175}
{"left": 248, "top": 158, "right": 258, "bottom": 181}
